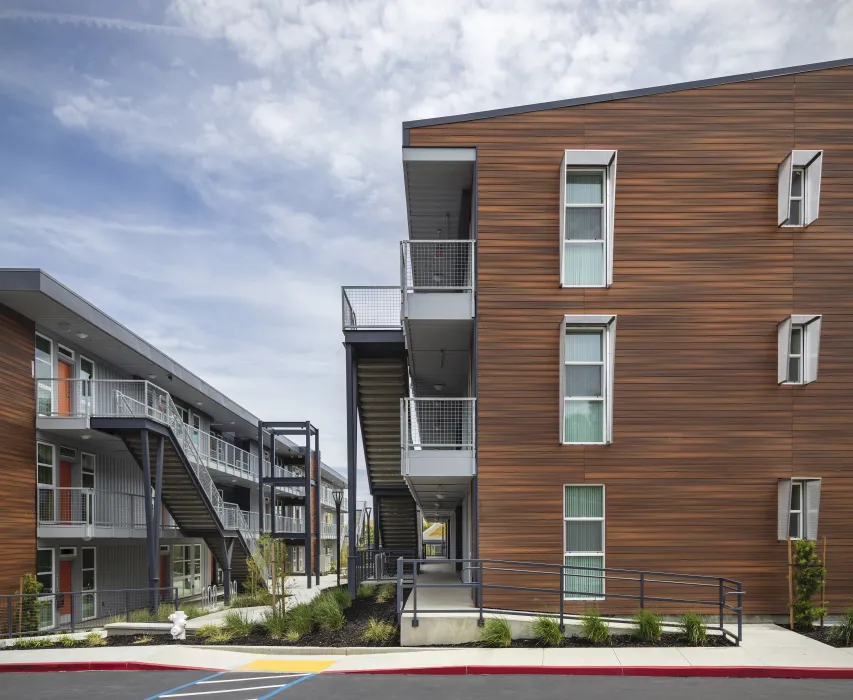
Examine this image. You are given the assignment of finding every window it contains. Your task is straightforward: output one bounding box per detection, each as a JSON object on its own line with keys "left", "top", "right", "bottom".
{"left": 36, "top": 548, "right": 54, "bottom": 594}
{"left": 778, "top": 478, "right": 822, "bottom": 541}
{"left": 35, "top": 334, "right": 53, "bottom": 415}
{"left": 564, "top": 485, "right": 604, "bottom": 599}
{"left": 172, "top": 544, "right": 202, "bottom": 596}
{"left": 560, "top": 150, "right": 617, "bottom": 287}
{"left": 81, "top": 547, "right": 96, "bottom": 620}
{"left": 560, "top": 315, "right": 616, "bottom": 444}
{"left": 57, "top": 344, "right": 74, "bottom": 361}
{"left": 80, "top": 356, "right": 94, "bottom": 414}
{"left": 778, "top": 315, "right": 822, "bottom": 385}
{"left": 789, "top": 482, "right": 803, "bottom": 539}
{"left": 778, "top": 150, "right": 823, "bottom": 227}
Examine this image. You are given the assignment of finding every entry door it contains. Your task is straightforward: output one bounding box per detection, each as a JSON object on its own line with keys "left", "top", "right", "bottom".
{"left": 59, "top": 461, "right": 73, "bottom": 522}
{"left": 59, "top": 560, "right": 72, "bottom": 618}
{"left": 57, "top": 361, "right": 73, "bottom": 415}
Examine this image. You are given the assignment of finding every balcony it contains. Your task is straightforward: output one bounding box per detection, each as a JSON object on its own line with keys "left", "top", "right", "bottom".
{"left": 37, "top": 486, "right": 181, "bottom": 539}
{"left": 401, "top": 240, "right": 475, "bottom": 320}
{"left": 35, "top": 379, "right": 310, "bottom": 496}
{"left": 341, "top": 286, "right": 402, "bottom": 331}
{"left": 401, "top": 397, "right": 476, "bottom": 519}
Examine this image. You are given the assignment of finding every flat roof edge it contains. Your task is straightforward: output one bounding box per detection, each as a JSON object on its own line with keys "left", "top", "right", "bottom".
{"left": 402, "top": 56, "right": 853, "bottom": 134}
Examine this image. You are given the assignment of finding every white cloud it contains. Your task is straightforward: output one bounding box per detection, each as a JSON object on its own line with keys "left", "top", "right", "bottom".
{"left": 0, "top": 0, "right": 851, "bottom": 480}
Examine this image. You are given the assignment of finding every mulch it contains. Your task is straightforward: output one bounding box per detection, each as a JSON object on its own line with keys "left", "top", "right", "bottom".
{"left": 442, "top": 632, "right": 734, "bottom": 649}
{"left": 777, "top": 624, "right": 850, "bottom": 648}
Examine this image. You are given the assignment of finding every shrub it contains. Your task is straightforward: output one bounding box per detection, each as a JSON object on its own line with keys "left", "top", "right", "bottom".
{"left": 194, "top": 624, "right": 220, "bottom": 640}
{"left": 205, "top": 629, "right": 234, "bottom": 644}
{"left": 222, "top": 610, "right": 254, "bottom": 638}
{"left": 830, "top": 607, "right": 853, "bottom": 647}
{"left": 679, "top": 613, "right": 707, "bottom": 646}
{"left": 58, "top": 634, "right": 78, "bottom": 648}
{"left": 133, "top": 635, "right": 154, "bottom": 645}
{"left": 327, "top": 587, "right": 353, "bottom": 611}
{"left": 479, "top": 617, "right": 512, "bottom": 648}
{"left": 580, "top": 607, "right": 611, "bottom": 644}
{"left": 13, "top": 636, "right": 52, "bottom": 649}
{"left": 361, "top": 618, "right": 395, "bottom": 644}
{"left": 632, "top": 609, "right": 663, "bottom": 643}
{"left": 262, "top": 609, "right": 288, "bottom": 640}
{"left": 85, "top": 632, "right": 106, "bottom": 647}
{"left": 792, "top": 540, "right": 828, "bottom": 631}
{"left": 375, "top": 583, "right": 396, "bottom": 603}
{"left": 356, "top": 584, "right": 374, "bottom": 599}
{"left": 20, "top": 573, "right": 44, "bottom": 633}
{"left": 312, "top": 595, "right": 345, "bottom": 632}
{"left": 288, "top": 604, "right": 314, "bottom": 636}
{"left": 532, "top": 616, "right": 563, "bottom": 647}
{"left": 284, "top": 629, "right": 301, "bottom": 642}
{"left": 229, "top": 592, "right": 271, "bottom": 608}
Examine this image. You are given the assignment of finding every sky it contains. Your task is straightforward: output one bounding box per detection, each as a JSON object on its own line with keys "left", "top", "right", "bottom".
{"left": 1, "top": 0, "right": 852, "bottom": 505}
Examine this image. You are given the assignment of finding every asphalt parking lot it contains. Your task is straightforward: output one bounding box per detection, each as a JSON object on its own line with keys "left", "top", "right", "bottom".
{"left": 3, "top": 670, "right": 853, "bottom": 700}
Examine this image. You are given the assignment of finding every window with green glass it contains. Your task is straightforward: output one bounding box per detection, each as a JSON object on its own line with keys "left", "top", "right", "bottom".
{"left": 563, "top": 331, "right": 605, "bottom": 443}
{"left": 564, "top": 485, "right": 604, "bottom": 599}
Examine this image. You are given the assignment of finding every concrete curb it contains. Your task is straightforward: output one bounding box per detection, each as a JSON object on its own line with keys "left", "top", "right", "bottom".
{"left": 328, "top": 665, "right": 853, "bottom": 679}
{"left": 185, "top": 645, "right": 435, "bottom": 655}
{"left": 0, "top": 661, "right": 220, "bottom": 673}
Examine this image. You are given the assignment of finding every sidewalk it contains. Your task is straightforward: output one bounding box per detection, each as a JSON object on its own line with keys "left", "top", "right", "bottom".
{"left": 2, "top": 624, "right": 853, "bottom": 677}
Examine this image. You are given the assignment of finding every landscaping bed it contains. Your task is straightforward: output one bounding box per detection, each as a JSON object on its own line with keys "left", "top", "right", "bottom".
{"left": 446, "top": 632, "right": 734, "bottom": 649}
{"left": 777, "top": 623, "right": 853, "bottom": 649}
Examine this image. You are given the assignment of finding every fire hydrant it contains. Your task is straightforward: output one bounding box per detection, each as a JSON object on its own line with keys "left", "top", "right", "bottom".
{"left": 169, "top": 611, "right": 188, "bottom": 640}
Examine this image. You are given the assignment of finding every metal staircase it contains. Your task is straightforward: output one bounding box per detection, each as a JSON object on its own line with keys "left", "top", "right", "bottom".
{"left": 87, "top": 380, "right": 260, "bottom": 589}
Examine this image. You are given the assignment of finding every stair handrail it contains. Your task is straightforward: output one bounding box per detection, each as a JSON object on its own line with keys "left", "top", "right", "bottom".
{"left": 113, "top": 381, "right": 257, "bottom": 559}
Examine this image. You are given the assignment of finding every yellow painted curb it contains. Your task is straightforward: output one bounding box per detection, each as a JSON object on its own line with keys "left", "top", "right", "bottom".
{"left": 237, "top": 658, "right": 336, "bottom": 672}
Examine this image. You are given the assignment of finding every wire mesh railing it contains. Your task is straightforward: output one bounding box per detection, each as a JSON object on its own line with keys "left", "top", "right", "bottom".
{"left": 396, "top": 558, "right": 744, "bottom": 645}
{"left": 401, "top": 240, "right": 474, "bottom": 292}
{"left": 341, "top": 286, "right": 402, "bottom": 330}
{"left": 401, "top": 398, "right": 475, "bottom": 473}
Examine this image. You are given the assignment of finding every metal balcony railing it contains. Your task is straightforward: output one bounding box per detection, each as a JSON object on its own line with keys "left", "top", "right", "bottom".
{"left": 37, "top": 486, "right": 180, "bottom": 531}
{"left": 402, "top": 397, "right": 476, "bottom": 448}
{"left": 401, "top": 240, "right": 474, "bottom": 292}
{"left": 34, "top": 379, "right": 257, "bottom": 558}
{"left": 341, "top": 286, "right": 402, "bottom": 330}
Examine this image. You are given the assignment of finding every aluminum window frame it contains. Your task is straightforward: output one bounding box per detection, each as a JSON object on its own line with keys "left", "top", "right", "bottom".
{"left": 789, "top": 481, "right": 803, "bottom": 540}
{"left": 563, "top": 167, "right": 607, "bottom": 288}
{"left": 788, "top": 325, "right": 804, "bottom": 384}
{"left": 81, "top": 546, "right": 96, "bottom": 620}
{"left": 35, "top": 332, "right": 54, "bottom": 416}
{"left": 787, "top": 167, "right": 806, "bottom": 227}
{"left": 563, "top": 484, "right": 605, "bottom": 601}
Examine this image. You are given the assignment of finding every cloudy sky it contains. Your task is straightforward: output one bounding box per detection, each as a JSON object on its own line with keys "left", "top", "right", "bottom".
{"left": 1, "top": 0, "right": 851, "bottom": 502}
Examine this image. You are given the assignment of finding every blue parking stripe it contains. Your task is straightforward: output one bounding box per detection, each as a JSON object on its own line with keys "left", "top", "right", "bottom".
{"left": 144, "top": 671, "right": 225, "bottom": 700}
{"left": 255, "top": 673, "right": 316, "bottom": 700}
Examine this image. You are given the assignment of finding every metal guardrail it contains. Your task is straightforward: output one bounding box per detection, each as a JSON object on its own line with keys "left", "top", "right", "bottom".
{"left": 341, "top": 286, "right": 402, "bottom": 330}
{"left": 355, "top": 548, "right": 416, "bottom": 583}
{"left": 401, "top": 240, "right": 474, "bottom": 292}
{"left": 1, "top": 587, "right": 179, "bottom": 638}
{"left": 423, "top": 543, "right": 447, "bottom": 558}
{"left": 37, "top": 486, "right": 179, "bottom": 531}
{"left": 396, "top": 558, "right": 745, "bottom": 645}
{"left": 36, "top": 379, "right": 257, "bottom": 559}
{"left": 401, "top": 398, "right": 475, "bottom": 473}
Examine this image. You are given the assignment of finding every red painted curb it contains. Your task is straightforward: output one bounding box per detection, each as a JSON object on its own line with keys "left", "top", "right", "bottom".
{"left": 329, "top": 665, "right": 853, "bottom": 679}
{"left": 0, "top": 661, "right": 220, "bottom": 673}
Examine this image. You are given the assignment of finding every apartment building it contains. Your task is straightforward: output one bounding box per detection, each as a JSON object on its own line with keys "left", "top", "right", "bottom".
{"left": 0, "top": 269, "right": 346, "bottom": 629}
{"left": 342, "top": 57, "right": 853, "bottom": 615}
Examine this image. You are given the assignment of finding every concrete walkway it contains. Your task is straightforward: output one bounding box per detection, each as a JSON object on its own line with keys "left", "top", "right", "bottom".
{"left": 403, "top": 563, "right": 473, "bottom": 613}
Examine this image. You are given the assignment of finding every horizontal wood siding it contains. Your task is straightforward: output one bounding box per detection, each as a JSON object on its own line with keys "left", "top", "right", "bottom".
{"left": 409, "top": 66, "right": 853, "bottom": 615}
{"left": 0, "top": 305, "right": 36, "bottom": 595}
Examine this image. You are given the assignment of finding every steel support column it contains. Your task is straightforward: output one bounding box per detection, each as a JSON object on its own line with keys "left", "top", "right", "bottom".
{"left": 304, "top": 423, "right": 312, "bottom": 589}
{"left": 345, "top": 342, "right": 358, "bottom": 597}
{"left": 140, "top": 430, "right": 157, "bottom": 611}
{"left": 222, "top": 538, "right": 234, "bottom": 604}
{"left": 314, "top": 427, "right": 321, "bottom": 585}
{"left": 257, "top": 422, "right": 265, "bottom": 535}
{"left": 153, "top": 434, "right": 164, "bottom": 589}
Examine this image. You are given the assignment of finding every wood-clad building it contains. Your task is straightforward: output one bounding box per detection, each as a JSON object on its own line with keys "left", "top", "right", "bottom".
{"left": 395, "top": 59, "right": 853, "bottom": 616}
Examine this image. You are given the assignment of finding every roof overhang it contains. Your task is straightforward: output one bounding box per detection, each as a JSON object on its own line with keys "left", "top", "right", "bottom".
{"left": 403, "top": 148, "right": 476, "bottom": 241}
{"left": 0, "top": 269, "right": 345, "bottom": 482}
